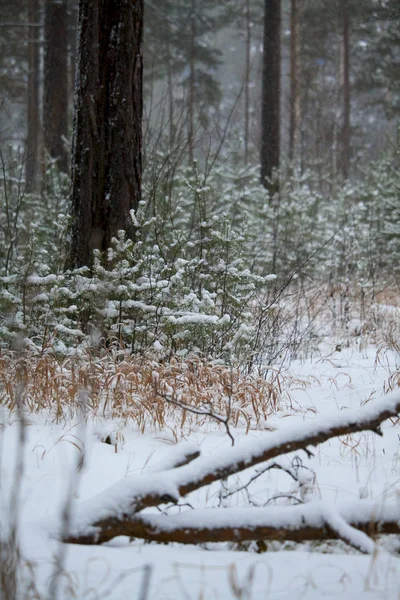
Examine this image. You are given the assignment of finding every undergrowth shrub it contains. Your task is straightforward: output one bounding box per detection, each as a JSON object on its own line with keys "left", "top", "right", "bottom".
{"left": 1, "top": 130, "right": 399, "bottom": 365}
{"left": 0, "top": 159, "right": 276, "bottom": 362}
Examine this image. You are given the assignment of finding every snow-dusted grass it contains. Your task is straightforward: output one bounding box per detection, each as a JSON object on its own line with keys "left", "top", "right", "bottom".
{"left": 1, "top": 340, "right": 400, "bottom": 598}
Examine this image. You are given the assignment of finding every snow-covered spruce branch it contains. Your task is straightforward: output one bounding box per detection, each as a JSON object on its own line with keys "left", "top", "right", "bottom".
{"left": 63, "top": 388, "right": 400, "bottom": 546}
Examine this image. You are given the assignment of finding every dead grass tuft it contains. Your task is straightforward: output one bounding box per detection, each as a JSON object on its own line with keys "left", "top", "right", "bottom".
{"left": 0, "top": 352, "right": 288, "bottom": 434}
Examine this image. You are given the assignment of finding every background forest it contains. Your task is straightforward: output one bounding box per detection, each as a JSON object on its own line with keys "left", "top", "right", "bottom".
{"left": 0, "top": 0, "right": 399, "bottom": 363}
{"left": 1, "top": 2, "right": 400, "bottom": 599}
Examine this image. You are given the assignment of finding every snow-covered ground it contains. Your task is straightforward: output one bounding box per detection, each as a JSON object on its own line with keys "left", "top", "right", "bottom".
{"left": 1, "top": 344, "right": 400, "bottom": 599}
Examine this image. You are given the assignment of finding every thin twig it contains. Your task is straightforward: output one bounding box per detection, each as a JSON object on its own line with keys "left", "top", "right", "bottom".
{"left": 156, "top": 388, "right": 235, "bottom": 446}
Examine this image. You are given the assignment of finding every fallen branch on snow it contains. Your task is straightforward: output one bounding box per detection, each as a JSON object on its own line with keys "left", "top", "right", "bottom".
{"left": 67, "top": 499, "right": 399, "bottom": 554}
{"left": 63, "top": 387, "right": 400, "bottom": 548}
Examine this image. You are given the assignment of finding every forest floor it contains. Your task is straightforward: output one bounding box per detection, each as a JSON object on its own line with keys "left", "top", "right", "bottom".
{"left": 2, "top": 328, "right": 400, "bottom": 598}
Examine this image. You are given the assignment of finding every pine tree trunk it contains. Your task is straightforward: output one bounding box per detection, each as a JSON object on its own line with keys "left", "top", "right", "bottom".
{"left": 244, "top": 0, "right": 251, "bottom": 164}
{"left": 67, "top": 0, "right": 143, "bottom": 270}
{"left": 260, "top": 0, "right": 281, "bottom": 189}
{"left": 188, "top": 4, "right": 196, "bottom": 164}
{"left": 68, "top": 0, "right": 78, "bottom": 115}
{"left": 43, "top": 0, "right": 69, "bottom": 173}
{"left": 341, "top": 0, "right": 351, "bottom": 179}
{"left": 25, "top": 0, "right": 41, "bottom": 192}
{"left": 289, "top": 0, "right": 301, "bottom": 165}
{"left": 166, "top": 31, "right": 175, "bottom": 145}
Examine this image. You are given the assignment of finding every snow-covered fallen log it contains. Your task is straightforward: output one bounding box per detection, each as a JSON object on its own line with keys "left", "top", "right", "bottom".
{"left": 63, "top": 387, "right": 400, "bottom": 547}
{"left": 68, "top": 499, "right": 400, "bottom": 554}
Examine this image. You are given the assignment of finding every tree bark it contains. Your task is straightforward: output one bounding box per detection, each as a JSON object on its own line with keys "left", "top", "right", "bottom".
{"left": 260, "top": 0, "right": 281, "bottom": 189}
{"left": 67, "top": 0, "right": 143, "bottom": 269}
{"left": 43, "top": 0, "right": 69, "bottom": 174}
{"left": 25, "top": 0, "right": 41, "bottom": 192}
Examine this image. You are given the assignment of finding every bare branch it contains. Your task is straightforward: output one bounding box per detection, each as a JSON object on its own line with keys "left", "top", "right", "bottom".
{"left": 0, "top": 22, "right": 42, "bottom": 28}
{"left": 156, "top": 389, "right": 235, "bottom": 446}
{"left": 219, "top": 457, "right": 307, "bottom": 502}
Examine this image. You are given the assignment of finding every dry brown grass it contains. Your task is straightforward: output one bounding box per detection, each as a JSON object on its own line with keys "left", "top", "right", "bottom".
{"left": 0, "top": 352, "right": 288, "bottom": 434}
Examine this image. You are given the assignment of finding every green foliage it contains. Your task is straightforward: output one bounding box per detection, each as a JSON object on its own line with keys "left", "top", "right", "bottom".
{"left": 0, "top": 154, "right": 273, "bottom": 362}
{"left": 1, "top": 128, "right": 400, "bottom": 363}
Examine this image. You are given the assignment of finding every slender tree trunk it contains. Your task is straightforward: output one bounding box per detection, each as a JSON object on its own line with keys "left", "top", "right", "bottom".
{"left": 289, "top": 0, "right": 301, "bottom": 165}
{"left": 341, "top": 0, "right": 351, "bottom": 179}
{"left": 188, "top": 4, "right": 196, "bottom": 164}
{"left": 260, "top": 0, "right": 281, "bottom": 189}
{"left": 26, "top": 0, "right": 41, "bottom": 192}
{"left": 43, "top": 0, "right": 69, "bottom": 173}
{"left": 166, "top": 30, "right": 175, "bottom": 145}
{"left": 244, "top": 0, "right": 251, "bottom": 164}
{"left": 68, "top": 0, "right": 143, "bottom": 270}
{"left": 68, "top": 0, "right": 78, "bottom": 115}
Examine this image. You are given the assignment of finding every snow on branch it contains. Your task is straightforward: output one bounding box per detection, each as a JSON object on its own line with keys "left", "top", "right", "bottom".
{"left": 63, "top": 387, "right": 400, "bottom": 546}
{"left": 147, "top": 442, "right": 200, "bottom": 473}
{"left": 73, "top": 499, "right": 399, "bottom": 554}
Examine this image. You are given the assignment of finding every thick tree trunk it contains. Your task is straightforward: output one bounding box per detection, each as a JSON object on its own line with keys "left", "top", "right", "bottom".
{"left": 68, "top": 0, "right": 143, "bottom": 270}
{"left": 341, "top": 0, "right": 351, "bottom": 179}
{"left": 25, "top": 0, "right": 41, "bottom": 192}
{"left": 43, "top": 0, "right": 69, "bottom": 174}
{"left": 260, "top": 0, "right": 281, "bottom": 189}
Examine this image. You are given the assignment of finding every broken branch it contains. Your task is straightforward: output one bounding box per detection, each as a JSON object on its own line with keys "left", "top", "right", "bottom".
{"left": 63, "top": 388, "right": 400, "bottom": 545}
{"left": 66, "top": 499, "right": 400, "bottom": 552}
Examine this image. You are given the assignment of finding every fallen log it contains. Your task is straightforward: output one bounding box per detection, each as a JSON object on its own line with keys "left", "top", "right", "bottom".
{"left": 63, "top": 387, "right": 400, "bottom": 547}
{"left": 65, "top": 499, "right": 400, "bottom": 553}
